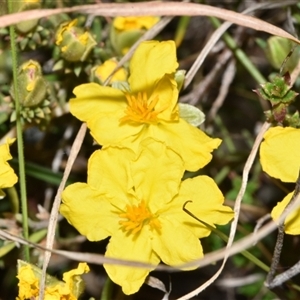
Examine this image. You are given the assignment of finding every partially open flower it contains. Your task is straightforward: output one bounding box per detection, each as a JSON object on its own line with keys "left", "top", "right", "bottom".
{"left": 55, "top": 19, "right": 97, "bottom": 62}
{"left": 17, "top": 260, "right": 89, "bottom": 300}
{"left": 92, "top": 58, "right": 128, "bottom": 84}
{"left": 110, "top": 16, "right": 159, "bottom": 54}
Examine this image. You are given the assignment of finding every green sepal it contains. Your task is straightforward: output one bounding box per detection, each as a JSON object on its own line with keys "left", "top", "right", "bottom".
{"left": 110, "top": 25, "right": 144, "bottom": 55}
{"left": 179, "top": 103, "right": 205, "bottom": 127}
{"left": 111, "top": 81, "right": 131, "bottom": 92}
{"left": 174, "top": 70, "right": 186, "bottom": 92}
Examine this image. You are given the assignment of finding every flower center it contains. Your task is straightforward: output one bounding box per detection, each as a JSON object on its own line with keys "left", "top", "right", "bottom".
{"left": 120, "top": 92, "right": 164, "bottom": 124}
{"left": 119, "top": 201, "right": 161, "bottom": 234}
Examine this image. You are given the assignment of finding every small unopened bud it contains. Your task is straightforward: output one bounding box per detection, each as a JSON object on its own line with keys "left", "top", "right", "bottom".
{"left": 255, "top": 74, "right": 298, "bottom": 107}
{"left": 11, "top": 60, "right": 47, "bottom": 107}
{"left": 264, "top": 36, "right": 298, "bottom": 71}
{"left": 55, "top": 19, "right": 97, "bottom": 62}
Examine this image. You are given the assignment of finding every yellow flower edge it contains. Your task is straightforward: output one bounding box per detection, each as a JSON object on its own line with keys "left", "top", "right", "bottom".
{"left": 271, "top": 191, "right": 300, "bottom": 235}
{"left": 0, "top": 138, "right": 18, "bottom": 189}
{"left": 60, "top": 141, "right": 233, "bottom": 294}
{"left": 113, "top": 16, "right": 160, "bottom": 31}
{"left": 55, "top": 19, "right": 78, "bottom": 45}
{"left": 17, "top": 261, "right": 89, "bottom": 300}
{"left": 260, "top": 126, "right": 300, "bottom": 183}
{"left": 70, "top": 40, "right": 221, "bottom": 171}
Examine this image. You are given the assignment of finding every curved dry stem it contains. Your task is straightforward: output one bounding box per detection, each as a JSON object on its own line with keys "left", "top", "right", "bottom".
{"left": 39, "top": 124, "right": 87, "bottom": 299}
{"left": 0, "top": 2, "right": 299, "bottom": 44}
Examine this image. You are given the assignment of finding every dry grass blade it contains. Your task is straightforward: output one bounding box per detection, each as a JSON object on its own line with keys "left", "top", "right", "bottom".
{"left": 1, "top": 187, "right": 299, "bottom": 274}
{"left": 0, "top": 228, "right": 157, "bottom": 269}
{"left": 183, "top": 1, "right": 297, "bottom": 89}
{"left": 38, "top": 123, "right": 87, "bottom": 299}
{"left": 1, "top": 2, "right": 299, "bottom": 44}
{"left": 207, "top": 59, "right": 236, "bottom": 123}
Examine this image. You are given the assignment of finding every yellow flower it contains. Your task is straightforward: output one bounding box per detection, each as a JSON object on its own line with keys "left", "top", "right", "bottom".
{"left": 17, "top": 264, "right": 39, "bottom": 300}
{"left": 113, "top": 16, "right": 160, "bottom": 31}
{"left": 93, "top": 58, "right": 128, "bottom": 84}
{"left": 60, "top": 141, "right": 233, "bottom": 295}
{"left": 0, "top": 138, "right": 18, "bottom": 192}
{"left": 17, "top": 261, "right": 89, "bottom": 300}
{"left": 70, "top": 40, "right": 221, "bottom": 171}
{"left": 260, "top": 126, "right": 300, "bottom": 234}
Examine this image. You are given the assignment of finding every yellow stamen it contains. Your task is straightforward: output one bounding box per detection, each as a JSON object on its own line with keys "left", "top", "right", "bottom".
{"left": 120, "top": 91, "right": 165, "bottom": 124}
{"left": 119, "top": 201, "right": 161, "bottom": 234}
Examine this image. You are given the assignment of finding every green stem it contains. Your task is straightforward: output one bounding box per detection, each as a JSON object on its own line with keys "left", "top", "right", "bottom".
{"left": 6, "top": 186, "right": 19, "bottom": 214}
{"left": 100, "top": 276, "right": 114, "bottom": 300}
{"left": 175, "top": 16, "right": 190, "bottom": 48}
{"left": 7, "top": 0, "right": 30, "bottom": 262}
{"left": 209, "top": 17, "right": 267, "bottom": 85}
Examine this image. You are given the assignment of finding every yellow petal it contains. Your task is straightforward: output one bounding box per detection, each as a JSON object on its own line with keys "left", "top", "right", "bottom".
{"left": 150, "top": 74, "right": 179, "bottom": 121}
{"left": 104, "top": 230, "right": 160, "bottom": 295}
{"left": 62, "top": 262, "right": 89, "bottom": 298}
{"left": 88, "top": 112, "right": 143, "bottom": 148}
{"left": 60, "top": 183, "right": 118, "bottom": 241}
{"left": 152, "top": 217, "right": 203, "bottom": 268}
{"left": 260, "top": 126, "right": 300, "bottom": 182}
{"left": 88, "top": 148, "right": 135, "bottom": 203}
{"left": 0, "top": 138, "right": 18, "bottom": 189}
{"left": 129, "top": 41, "right": 178, "bottom": 93}
{"left": 132, "top": 139, "right": 184, "bottom": 208}
{"left": 63, "top": 262, "right": 90, "bottom": 284}
{"left": 151, "top": 119, "right": 221, "bottom": 171}
{"left": 17, "top": 265, "right": 39, "bottom": 300}
{"left": 70, "top": 82, "right": 149, "bottom": 146}
{"left": 165, "top": 176, "right": 233, "bottom": 238}
{"left": 271, "top": 191, "right": 300, "bottom": 235}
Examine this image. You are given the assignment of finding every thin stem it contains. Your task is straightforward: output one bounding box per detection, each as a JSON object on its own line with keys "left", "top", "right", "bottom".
{"left": 100, "top": 276, "right": 114, "bottom": 300}
{"left": 7, "top": 0, "right": 30, "bottom": 262}
{"left": 265, "top": 224, "right": 285, "bottom": 285}
{"left": 209, "top": 17, "right": 269, "bottom": 111}
{"left": 6, "top": 186, "right": 20, "bottom": 214}
{"left": 209, "top": 17, "right": 267, "bottom": 85}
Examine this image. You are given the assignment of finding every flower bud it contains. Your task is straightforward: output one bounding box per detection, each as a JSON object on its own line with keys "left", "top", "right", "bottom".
{"left": 256, "top": 74, "right": 298, "bottom": 106}
{"left": 91, "top": 58, "right": 128, "bottom": 84}
{"left": 12, "top": 0, "right": 41, "bottom": 34}
{"left": 11, "top": 60, "right": 47, "bottom": 107}
{"left": 110, "top": 16, "right": 159, "bottom": 55}
{"left": 55, "top": 19, "right": 97, "bottom": 62}
{"left": 264, "top": 36, "right": 298, "bottom": 71}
